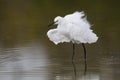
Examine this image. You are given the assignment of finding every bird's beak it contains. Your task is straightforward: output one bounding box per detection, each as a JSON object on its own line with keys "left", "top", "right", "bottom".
{"left": 48, "top": 21, "right": 55, "bottom": 27}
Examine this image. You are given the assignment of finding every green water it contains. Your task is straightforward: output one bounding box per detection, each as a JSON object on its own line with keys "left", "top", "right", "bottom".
{"left": 0, "top": 0, "right": 120, "bottom": 80}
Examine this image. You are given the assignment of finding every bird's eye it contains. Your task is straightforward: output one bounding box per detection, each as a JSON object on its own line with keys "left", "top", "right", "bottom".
{"left": 55, "top": 20, "right": 58, "bottom": 22}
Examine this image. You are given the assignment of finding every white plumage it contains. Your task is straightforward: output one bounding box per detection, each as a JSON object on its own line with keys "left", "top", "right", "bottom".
{"left": 47, "top": 11, "right": 98, "bottom": 45}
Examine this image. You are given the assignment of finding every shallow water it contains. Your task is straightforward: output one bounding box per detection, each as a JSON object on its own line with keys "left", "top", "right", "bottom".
{"left": 0, "top": 0, "right": 120, "bottom": 80}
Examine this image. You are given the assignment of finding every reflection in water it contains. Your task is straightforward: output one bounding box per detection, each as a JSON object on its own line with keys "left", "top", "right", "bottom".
{"left": 0, "top": 42, "right": 50, "bottom": 80}
{"left": 72, "top": 60, "right": 99, "bottom": 80}
{"left": 80, "top": 74, "right": 100, "bottom": 80}
{"left": 51, "top": 57, "right": 90, "bottom": 80}
{"left": 99, "top": 57, "right": 119, "bottom": 80}
{"left": 72, "top": 61, "right": 76, "bottom": 80}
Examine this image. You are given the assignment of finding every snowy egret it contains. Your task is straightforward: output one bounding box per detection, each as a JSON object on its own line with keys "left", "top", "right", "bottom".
{"left": 47, "top": 11, "right": 98, "bottom": 63}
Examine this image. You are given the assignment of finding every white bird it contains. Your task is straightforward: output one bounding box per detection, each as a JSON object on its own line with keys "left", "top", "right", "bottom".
{"left": 47, "top": 11, "right": 98, "bottom": 65}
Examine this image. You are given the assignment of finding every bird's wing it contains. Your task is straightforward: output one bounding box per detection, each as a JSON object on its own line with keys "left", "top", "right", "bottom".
{"left": 64, "top": 11, "right": 90, "bottom": 28}
{"left": 47, "top": 29, "right": 70, "bottom": 44}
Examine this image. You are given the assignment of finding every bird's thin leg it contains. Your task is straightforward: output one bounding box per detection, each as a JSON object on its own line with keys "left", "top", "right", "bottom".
{"left": 82, "top": 43, "right": 87, "bottom": 72}
{"left": 72, "top": 44, "right": 75, "bottom": 61}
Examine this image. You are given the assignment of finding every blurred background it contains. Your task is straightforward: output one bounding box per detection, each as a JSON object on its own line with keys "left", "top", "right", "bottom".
{"left": 0, "top": 0, "right": 120, "bottom": 80}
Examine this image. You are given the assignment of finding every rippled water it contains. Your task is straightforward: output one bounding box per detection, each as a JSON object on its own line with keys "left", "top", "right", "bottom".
{"left": 0, "top": 0, "right": 120, "bottom": 80}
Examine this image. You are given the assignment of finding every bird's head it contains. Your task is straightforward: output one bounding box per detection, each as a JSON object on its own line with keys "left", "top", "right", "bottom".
{"left": 54, "top": 16, "right": 63, "bottom": 24}
{"left": 48, "top": 16, "right": 63, "bottom": 27}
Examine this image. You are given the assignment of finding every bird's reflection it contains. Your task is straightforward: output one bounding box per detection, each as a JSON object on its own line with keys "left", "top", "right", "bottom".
{"left": 72, "top": 61, "right": 100, "bottom": 80}
{"left": 72, "top": 61, "right": 77, "bottom": 80}
{"left": 72, "top": 60, "right": 87, "bottom": 80}
{"left": 84, "top": 60, "right": 87, "bottom": 75}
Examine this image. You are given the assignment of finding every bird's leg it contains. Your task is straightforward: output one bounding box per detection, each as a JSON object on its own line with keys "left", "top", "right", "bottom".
{"left": 72, "top": 44, "right": 77, "bottom": 79}
{"left": 72, "top": 44, "right": 75, "bottom": 61}
{"left": 82, "top": 43, "right": 87, "bottom": 72}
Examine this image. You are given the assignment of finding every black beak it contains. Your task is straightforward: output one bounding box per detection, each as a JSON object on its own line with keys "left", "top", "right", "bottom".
{"left": 48, "top": 21, "right": 55, "bottom": 27}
